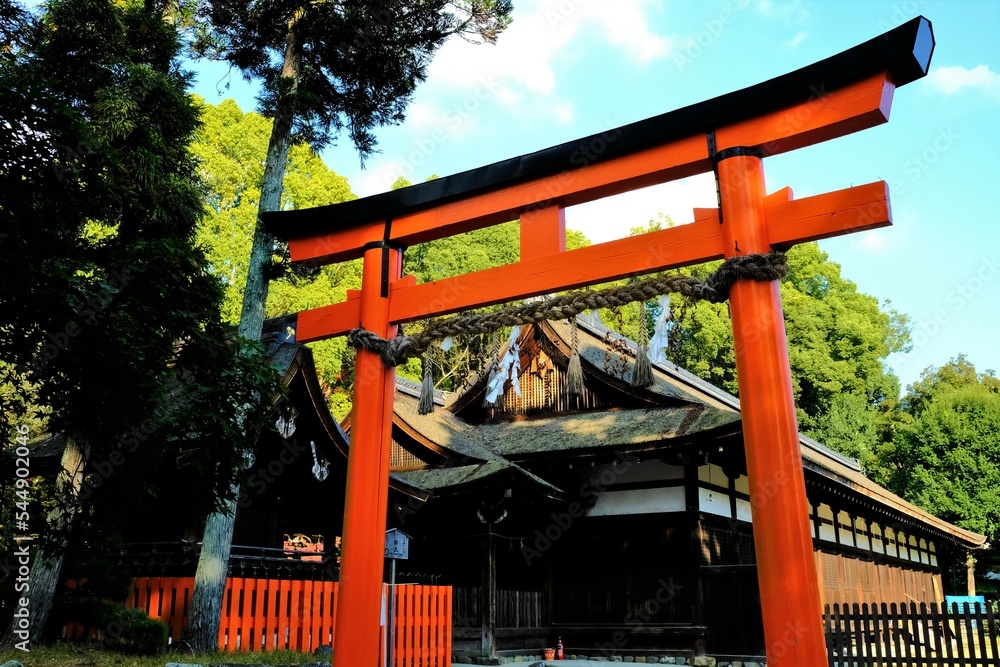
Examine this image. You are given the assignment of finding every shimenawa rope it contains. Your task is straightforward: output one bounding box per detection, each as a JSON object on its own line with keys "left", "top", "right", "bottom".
{"left": 347, "top": 251, "right": 788, "bottom": 369}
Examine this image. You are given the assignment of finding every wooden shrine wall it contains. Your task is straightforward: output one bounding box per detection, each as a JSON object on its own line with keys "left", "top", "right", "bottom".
{"left": 815, "top": 550, "right": 943, "bottom": 609}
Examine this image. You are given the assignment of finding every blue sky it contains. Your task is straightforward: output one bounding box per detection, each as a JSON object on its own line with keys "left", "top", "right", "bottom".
{"left": 191, "top": 0, "right": 1000, "bottom": 391}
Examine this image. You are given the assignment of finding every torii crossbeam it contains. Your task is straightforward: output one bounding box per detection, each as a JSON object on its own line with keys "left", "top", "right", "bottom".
{"left": 265, "top": 17, "right": 934, "bottom": 667}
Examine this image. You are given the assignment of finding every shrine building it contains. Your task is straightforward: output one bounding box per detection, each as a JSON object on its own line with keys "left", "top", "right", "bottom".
{"left": 306, "top": 315, "right": 984, "bottom": 661}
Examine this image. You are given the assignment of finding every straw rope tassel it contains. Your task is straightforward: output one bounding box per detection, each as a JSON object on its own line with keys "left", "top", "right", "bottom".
{"left": 565, "top": 319, "right": 584, "bottom": 397}
{"left": 483, "top": 331, "right": 505, "bottom": 409}
{"left": 417, "top": 348, "right": 435, "bottom": 414}
{"left": 631, "top": 301, "right": 654, "bottom": 388}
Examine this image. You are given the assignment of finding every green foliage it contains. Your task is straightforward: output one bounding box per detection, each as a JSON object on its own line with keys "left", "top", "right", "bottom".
{"left": 902, "top": 353, "right": 997, "bottom": 415}
{"left": 894, "top": 386, "right": 1000, "bottom": 537}
{"left": 878, "top": 357, "right": 1000, "bottom": 542}
{"left": 191, "top": 98, "right": 360, "bottom": 414}
{"left": 657, "top": 241, "right": 910, "bottom": 465}
{"left": 191, "top": 97, "right": 359, "bottom": 317}
{"left": 191, "top": 1, "right": 513, "bottom": 157}
{"left": 0, "top": 0, "right": 280, "bottom": 560}
{"left": 107, "top": 608, "right": 168, "bottom": 656}
{"left": 58, "top": 595, "right": 168, "bottom": 655}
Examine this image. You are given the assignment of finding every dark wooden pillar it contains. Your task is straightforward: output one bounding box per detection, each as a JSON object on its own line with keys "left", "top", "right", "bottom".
{"left": 482, "top": 527, "right": 497, "bottom": 657}
{"left": 684, "top": 456, "right": 706, "bottom": 656}
{"left": 966, "top": 552, "right": 977, "bottom": 596}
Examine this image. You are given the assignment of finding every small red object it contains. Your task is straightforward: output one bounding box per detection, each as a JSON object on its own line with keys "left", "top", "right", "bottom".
{"left": 556, "top": 636, "right": 564, "bottom": 660}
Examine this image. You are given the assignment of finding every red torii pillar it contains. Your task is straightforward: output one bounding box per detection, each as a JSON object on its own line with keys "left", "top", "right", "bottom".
{"left": 264, "top": 18, "right": 934, "bottom": 667}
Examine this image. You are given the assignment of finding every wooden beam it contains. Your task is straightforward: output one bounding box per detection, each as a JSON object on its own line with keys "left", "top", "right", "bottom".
{"left": 287, "top": 74, "right": 894, "bottom": 266}
{"left": 520, "top": 205, "right": 566, "bottom": 260}
{"left": 765, "top": 180, "right": 891, "bottom": 245}
{"left": 297, "top": 293, "right": 360, "bottom": 343}
{"left": 293, "top": 181, "right": 891, "bottom": 342}
{"left": 714, "top": 73, "right": 894, "bottom": 156}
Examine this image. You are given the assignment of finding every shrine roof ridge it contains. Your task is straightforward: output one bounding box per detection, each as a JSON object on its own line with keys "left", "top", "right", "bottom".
{"left": 265, "top": 16, "right": 933, "bottom": 241}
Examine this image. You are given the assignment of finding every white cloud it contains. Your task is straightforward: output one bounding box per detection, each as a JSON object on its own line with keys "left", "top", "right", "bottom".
{"left": 553, "top": 101, "right": 575, "bottom": 124}
{"left": 756, "top": 0, "right": 812, "bottom": 24}
{"left": 423, "top": 0, "right": 677, "bottom": 119}
{"left": 924, "top": 65, "right": 1000, "bottom": 101}
{"left": 405, "top": 101, "right": 475, "bottom": 135}
{"left": 853, "top": 230, "right": 888, "bottom": 251}
{"left": 354, "top": 160, "right": 410, "bottom": 197}
{"left": 579, "top": 0, "right": 675, "bottom": 65}
{"left": 784, "top": 31, "right": 808, "bottom": 49}
{"left": 565, "top": 175, "right": 718, "bottom": 244}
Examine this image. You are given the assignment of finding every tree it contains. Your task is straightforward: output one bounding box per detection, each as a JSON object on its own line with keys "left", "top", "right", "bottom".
{"left": 876, "top": 358, "right": 1000, "bottom": 591}
{"left": 192, "top": 98, "right": 361, "bottom": 417}
{"left": 659, "top": 241, "right": 910, "bottom": 464}
{"left": 191, "top": 0, "right": 513, "bottom": 343}
{"left": 587, "top": 223, "right": 909, "bottom": 467}
{"left": 0, "top": 0, "right": 276, "bottom": 645}
{"left": 901, "top": 353, "right": 995, "bottom": 415}
{"left": 184, "top": 3, "right": 514, "bottom": 648}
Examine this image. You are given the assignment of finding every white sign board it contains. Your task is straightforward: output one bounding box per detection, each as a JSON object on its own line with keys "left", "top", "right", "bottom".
{"left": 385, "top": 528, "right": 410, "bottom": 560}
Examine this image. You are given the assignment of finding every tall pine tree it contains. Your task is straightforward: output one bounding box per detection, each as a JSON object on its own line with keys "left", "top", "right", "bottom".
{"left": 0, "top": 0, "right": 277, "bottom": 645}
{"left": 184, "top": 1, "right": 513, "bottom": 648}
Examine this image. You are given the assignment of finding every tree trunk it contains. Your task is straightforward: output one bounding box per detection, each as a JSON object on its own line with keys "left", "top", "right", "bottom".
{"left": 236, "top": 9, "right": 303, "bottom": 345}
{"left": 184, "top": 9, "right": 303, "bottom": 652}
{"left": 1, "top": 439, "right": 86, "bottom": 649}
{"left": 182, "top": 498, "right": 238, "bottom": 650}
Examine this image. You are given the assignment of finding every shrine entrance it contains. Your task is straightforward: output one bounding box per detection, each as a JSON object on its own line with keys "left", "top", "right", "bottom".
{"left": 265, "top": 17, "right": 935, "bottom": 667}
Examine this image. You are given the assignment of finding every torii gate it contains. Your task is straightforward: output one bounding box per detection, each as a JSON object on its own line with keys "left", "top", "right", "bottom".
{"left": 265, "top": 17, "right": 934, "bottom": 667}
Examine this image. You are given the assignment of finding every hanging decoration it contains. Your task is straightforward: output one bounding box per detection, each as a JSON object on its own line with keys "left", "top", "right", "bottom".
{"left": 602, "top": 330, "right": 630, "bottom": 379}
{"left": 648, "top": 295, "right": 672, "bottom": 363}
{"left": 417, "top": 348, "right": 436, "bottom": 415}
{"left": 565, "top": 318, "right": 584, "bottom": 397}
{"left": 310, "top": 440, "right": 329, "bottom": 482}
{"left": 485, "top": 326, "right": 522, "bottom": 407}
{"left": 631, "top": 301, "right": 654, "bottom": 388}
{"left": 275, "top": 404, "right": 297, "bottom": 439}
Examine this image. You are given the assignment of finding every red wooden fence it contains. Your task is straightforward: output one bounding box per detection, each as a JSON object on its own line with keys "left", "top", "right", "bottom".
{"left": 391, "top": 583, "right": 452, "bottom": 667}
{"left": 67, "top": 577, "right": 451, "bottom": 665}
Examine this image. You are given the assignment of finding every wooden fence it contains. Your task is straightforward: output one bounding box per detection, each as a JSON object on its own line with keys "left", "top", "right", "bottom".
{"left": 824, "top": 602, "right": 998, "bottom": 666}
{"left": 452, "top": 587, "right": 545, "bottom": 629}
{"left": 67, "top": 577, "right": 451, "bottom": 665}
{"left": 393, "top": 583, "right": 453, "bottom": 667}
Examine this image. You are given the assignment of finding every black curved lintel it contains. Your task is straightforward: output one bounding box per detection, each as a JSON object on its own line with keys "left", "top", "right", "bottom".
{"left": 265, "top": 16, "right": 933, "bottom": 242}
